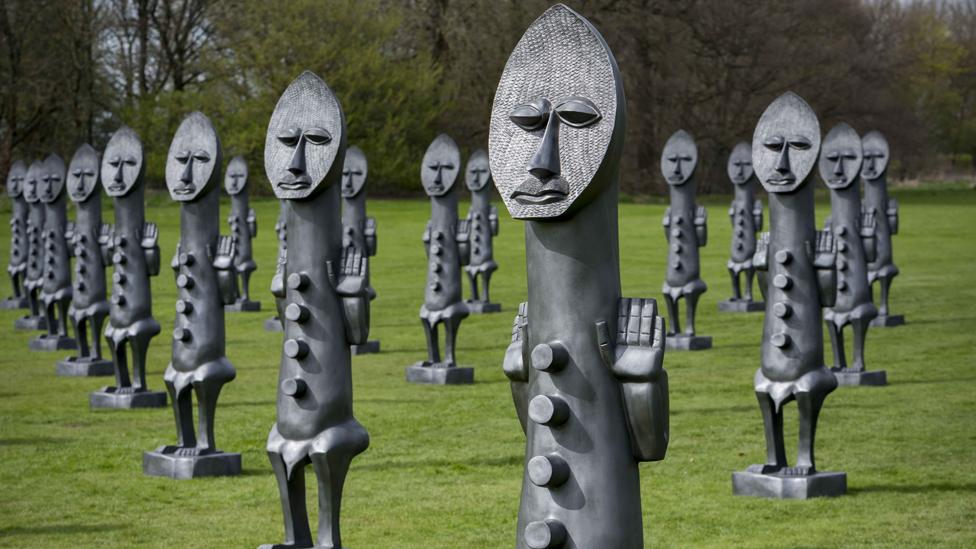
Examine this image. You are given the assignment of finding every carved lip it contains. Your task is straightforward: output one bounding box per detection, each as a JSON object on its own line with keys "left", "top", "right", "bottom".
{"left": 511, "top": 177, "right": 568, "bottom": 205}
{"left": 827, "top": 176, "right": 848, "bottom": 186}
{"left": 277, "top": 174, "right": 311, "bottom": 191}
{"left": 667, "top": 174, "right": 686, "bottom": 183}
{"left": 766, "top": 174, "right": 796, "bottom": 186}
{"left": 861, "top": 168, "right": 877, "bottom": 178}
{"left": 107, "top": 182, "right": 126, "bottom": 192}
{"left": 173, "top": 183, "right": 196, "bottom": 195}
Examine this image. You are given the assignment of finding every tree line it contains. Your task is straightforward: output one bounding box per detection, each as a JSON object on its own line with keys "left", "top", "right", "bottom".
{"left": 2, "top": 0, "right": 974, "bottom": 196}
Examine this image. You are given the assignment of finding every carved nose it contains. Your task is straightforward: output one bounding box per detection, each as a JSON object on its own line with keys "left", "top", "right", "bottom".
{"left": 528, "top": 112, "right": 560, "bottom": 181}
{"left": 180, "top": 158, "right": 194, "bottom": 184}
{"left": 287, "top": 138, "right": 307, "bottom": 176}
{"left": 433, "top": 167, "right": 443, "bottom": 186}
{"left": 672, "top": 160, "right": 683, "bottom": 177}
{"left": 775, "top": 146, "right": 791, "bottom": 174}
{"left": 832, "top": 157, "right": 844, "bottom": 176}
{"left": 114, "top": 164, "right": 125, "bottom": 183}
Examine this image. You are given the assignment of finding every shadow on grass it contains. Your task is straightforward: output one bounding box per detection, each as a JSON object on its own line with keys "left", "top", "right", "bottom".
{"left": 356, "top": 454, "right": 522, "bottom": 472}
{"left": 0, "top": 437, "right": 70, "bottom": 446}
{"left": 851, "top": 482, "right": 976, "bottom": 495}
{"left": 893, "top": 376, "right": 976, "bottom": 386}
{"left": 221, "top": 400, "right": 275, "bottom": 408}
{"left": 0, "top": 523, "right": 123, "bottom": 536}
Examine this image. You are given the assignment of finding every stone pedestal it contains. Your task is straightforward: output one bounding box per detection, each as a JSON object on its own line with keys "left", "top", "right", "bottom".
{"left": 226, "top": 299, "right": 261, "bottom": 312}
{"left": 732, "top": 468, "right": 846, "bottom": 499}
{"left": 14, "top": 315, "right": 46, "bottom": 331}
{"left": 717, "top": 299, "right": 764, "bottom": 313}
{"left": 406, "top": 362, "right": 474, "bottom": 385}
{"left": 89, "top": 388, "right": 167, "bottom": 409}
{"left": 29, "top": 334, "right": 77, "bottom": 351}
{"left": 264, "top": 317, "right": 283, "bottom": 332}
{"left": 350, "top": 340, "right": 381, "bottom": 355}
{"left": 870, "top": 314, "right": 904, "bottom": 328}
{"left": 0, "top": 296, "right": 28, "bottom": 310}
{"left": 465, "top": 300, "right": 502, "bottom": 314}
{"left": 665, "top": 334, "right": 712, "bottom": 351}
{"left": 143, "top": 446, "right": 241, "bottom": 479}
{"left": 833, "top": 369, "right": 887, "bottom": 387}
{"left": 56, "top": 356, "right": 114, "bottom": 377}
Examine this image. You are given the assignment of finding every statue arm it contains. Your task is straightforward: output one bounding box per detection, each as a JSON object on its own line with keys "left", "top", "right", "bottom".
{"left": 753, "top": 232, "right": 769, "bottom": 301}
{"left": 887, "top": 198, "right": 899, "bottom": 235}
{"left": 212, "top": 235, "right": 239, "bottom": 305}
{"left": 812, "top": 231, "right": 838, "bottom": 308}
{"left": 694, "top": 205, "right": 707, "bottom": 247}
{"left": 597, "top": 297, "right": 669, "bottom": 462}
{"left": 271, "top": 244, "right": 287, "bottom": 324}
{"left": 752, "top": 199, "right": 763, "bottom": 231}
{"left": 456, "top": 219, "right": 471, "bottom": 266}
{"left": 422, "top": 220, "right": 431, "bottom": 258}
{"left": 503, "top": 302, "right": 530, "bottom": 434}
{"left": 247, "top": 208, "right": 257, "bottom": 238}
{"left": 860, "top": 209, "right": 877, "bottom": 263}
{"left": 98, "top": 224, "right": 114, "bottom": 265}
{"left": 490, "top": 205, "right": 499, "bottom": 236}
{"left": 64, "top": 221, "right": 75, "bottom": 257}
{"left": 364, "top": 216, "right": 377, "bottom": 257}
{"left": 141, "top": 223, "right": 160, "bottom": 276}
{"left": 327, "top": 246, "right": 370, "bottom": 345}
{"left": 727, "top": 203, "right": 735, "bottom": 227}
{"left": 662, "top": 207, "right": 671, "bottom": 242}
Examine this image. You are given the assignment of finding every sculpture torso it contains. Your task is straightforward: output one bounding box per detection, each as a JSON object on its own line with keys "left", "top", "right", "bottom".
{"left": 468, "top": 189, "right": 494, "bottom": 266}
{"left": 863, "top": 175, "right": 894, "bottom": 271}
{"left": 71, "top": 194, "right": 107, "bottom": 309}
{"left": 729, "top": 182, "right": 758, "bottom": 264}
{"left": 109, "top": 187, "right": 153, "bottom": 327}
{"left": 229, "top": 192, "right": 253, "bottom": 267}
{"left": 25, "top": 198, "right": 46, "bottom": 287}
{"left": 9, "top": 198, "right": 28, "bottom": 271}
{"left": 665, "top": 184, "right": 701, "bottom": 285}
{"left": 827, "top": 185, "right": 871, "bottom": 311}
{"left": 41, "top": 193, "right": 71, "bottom": 297}
{"left": 425, "top": 193, "right": 463, "bottom": 311}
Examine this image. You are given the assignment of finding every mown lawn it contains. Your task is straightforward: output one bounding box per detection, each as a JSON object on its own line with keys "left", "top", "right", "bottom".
{"left": 0, "top": 186, "right": 974, "bottom": 548}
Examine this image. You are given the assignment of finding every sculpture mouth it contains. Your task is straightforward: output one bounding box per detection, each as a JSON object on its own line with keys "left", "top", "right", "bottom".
{"left": 174, "top": 183, "right": 196, "bottom": 195}
{"left": 511, "top": 177, "right": 568, "bottom": 205}
{"left": 667, "top": 174, "right": 686, "bottom": 183}
{"left": 827, "top": 177, "right": 848, "bottom": 186}
{"left": 862, "top": 169, "right": 877, "bottom": 179}
{"left": 277, "top": 174, "right": 311, "bottom": 191}
{"left": 427, "top": 183, "right": 445, "bottom": 195}
{"left": 766, "top": 174, "right": 796, "bottom": 186}
{"left": 107, "top": 182, "right": 126, "bottom": 192}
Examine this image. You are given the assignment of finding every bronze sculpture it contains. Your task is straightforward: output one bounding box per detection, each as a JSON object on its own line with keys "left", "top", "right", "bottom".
{"left": 861, "top": 131, "right": 904, "bottom": 327}
{"left": 224, "top": 155, "right": 261, "bottom": 312}
{"left": 341, "top": 145, "right": 380, "bottom": 354}
{"left": 14, "top": 160, "right": 48, "bottom": 331}
{"left": 463, "top": 149, "right": 501, "bottom": 313}
{"left": 2, "top": 160, "right": 29, "bottom": 310}
{"left": 718, "top": 141, "right": 764, "bottom": 313}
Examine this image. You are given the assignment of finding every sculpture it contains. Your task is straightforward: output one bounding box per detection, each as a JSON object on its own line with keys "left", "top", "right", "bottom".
{"left": 341, "top": 145, "right": 380, "bottom": 354}
{"left": 2, "top": 160, "right": 29, "bottom": 309}
{"left": 718, "top": 141, "right": 764, "bottom": 313}
{"left": 660, "top": 130, "right": 711, "bottom": 350}
{"left": 732, "top": 92, "right": 845, "bottom": 499}
{"left": 58, "top": 145, "right": 114, "bottom": 376}
{"left": 224, "top": 155, "right": 261, "bottom": 311}
{"left": 264, "top": 201, "right": 288, "bottom": 332}
{"left": 90, "top": 126, "right": 166, "bottom": 409}
{"left": 490, "top": 5, "right": 669, "bottom": 547}
{"left": 14, "top": 160, "right": 48, "bottom": 331}
{"left": 258, "top": 71, "right": 369, "bottom": 549}
{"left": 463, "top": 148, "right": 501, "bottom": 313}
{"left": 143, "top": 112, "right": 240, "bottom": 479}
{"left": 861, "top": 131, "right": 903, "bottom": 327}
{"left": 30, "top": 153, "right": 77, "bottom": 351}
{"left": 407, "top": 133, "right": 472, "bottom": 384}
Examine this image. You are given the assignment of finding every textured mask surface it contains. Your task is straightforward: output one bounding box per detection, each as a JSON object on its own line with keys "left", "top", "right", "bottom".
{"left": 6, "top": 160, "right": 26, "bottom": 198}
{"left": 101, "top": 126, "right": 145, "bottom": 197}
{"left": 421, "top": 134, "right": 460, "bottom": 197}
{"left": 660, "top": 130, "right": 698, "bottom": 186}
{"left": 727, "top": 141, "right": 753, "bottom": 185}
{"left": 819, "top": 123, "right": 862, "bottom": 190}
{"left": 341, "top": 145, "right": 368, "bottom": 198}
{"left": 40, "top": 154, "right": 66, "bottom": 203}
{"left": 752, "top": 92, "right": 821, "bottom": 194}
{"left": 68, "top": 144, "right": 100, "bottom": 202}
{"left": 860, "top": 130, "right": 889, "bottom": 180}
{"left": 166, "top": 112, "right": 220, "bottom": 202}
{"left": 224, "top": 155, "right": 248, "bottom": 195}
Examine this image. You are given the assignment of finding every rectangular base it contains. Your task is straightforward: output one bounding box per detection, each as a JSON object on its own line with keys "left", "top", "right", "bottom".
{"left": 90, "top": 389, "right": 168, "bottom": 409}
{"left": 834, "top": 369, "right": 888, "bottom": 386}
{"left": 57, "top": 357, "right": 115, "bottom": 377}
{"left": 143, "top": 447, "right": 241, "bottom": 479}
{"left": 465, "top": 300, "right": 502, "bottom": 314}
{"left": 264, "top": 317, "right": 283, "bottom": 332}
{"left": 406, "top": 363, "right": 474, "bottom": 385}
{"left": 666, "top": 334, "right": 713, "bottom": 351}
{"left": 14, "top": 315, "right": 46, "bottom": 331}
{"left": 732, "top": 469, "right": 847, "bottom": 499}
{"left": 29, "top": 335, "right": 77, "bottom": 351}
{"left": 0, "top": 296, "right": 28, "bottom": 310}
{"left": 870, "top": 314, "right": 904, "bottom": 328}
{"left": 717, "top": 299, "right": 765, "bottom": 312}
{"left": 225, "top": 299, "right": 262, "bottom": 312}
{"left": 350, "top": 340, "right": 381, "bottom": 355}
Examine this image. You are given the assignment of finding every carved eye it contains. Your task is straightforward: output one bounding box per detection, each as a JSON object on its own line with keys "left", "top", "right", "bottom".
{"left": 554, "top": 97, "right": 601, "bottom": 128}
{"left": 72, "top": 169, "right": 83, "bottom": 177}
{"left": 84, "top": 170, "right": 96, "bottom": 177}
{"left": 826, "top": 152, "right": 840, "bottom": 161}
{"left": 788, "top": 136, "right": 812, "bottom": 150}
{"left": 175, "top": 151, "right": 190, "bottom": 163}
{"left": 124, "top": 156, "right": 138, "bottom": 166}
{"left": 680, "top": 154, "right": 693, "bottom": 162}
{"left": 277, "top": 127, "right": 301, "bottom": 147}
{"left": 843, "top": 150, "right": 858, "bottom": 160}
{"left": 667, "top": 154, "right": 679, "bottom": 162}
{"left": 303, "top": 127, "right": 332, "bottom": 145}
{"left": 509, "top": 103, "right": 546, "bottom": 131}
{"left": 193, "top": 150, "right": 211, "bottom": 162}
{"left": 763, "top": 136, "right": 785, "bottom": 152}
{"left": 442, "top": 163, "right": 455, "bottom": 171}
{"left": 108, "top": 156, "right": 121, "bottom": 168}
{"left": 342, "top": 169, "right": 351, "bottom": 177}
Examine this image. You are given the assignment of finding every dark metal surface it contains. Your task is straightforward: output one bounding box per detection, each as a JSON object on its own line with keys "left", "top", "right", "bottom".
{"left": 719, "top": 141, "right": 764, "bottom": 313}
{"left": 224, "top": 155, "right": 261, "bottom": 311}
{"left": 2, "top": 160, "right": 29, "bottom": 309}
{"left": 463, "top": 149, "right": 501, "bottom": 313}
{"left": 860, "top": 130, "right": 903, "bottom": 327}
{"left": 14, "top": 161, "right": 48, "bottom": 330}
{"left": 341, "top": 146, "right": 379, "bottom": 353}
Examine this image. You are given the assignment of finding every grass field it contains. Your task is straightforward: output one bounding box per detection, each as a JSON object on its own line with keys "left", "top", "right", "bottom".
{"left": 0, "top": 186, "right": 974, "bottom": 548}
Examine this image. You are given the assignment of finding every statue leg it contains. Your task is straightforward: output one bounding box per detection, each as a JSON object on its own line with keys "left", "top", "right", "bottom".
{"left": 130, "top": 334, "right": 151, "bottom": 391}
{"left": 663, "top": 294, "right": 680, "bottom": 336}
{"left": 444, "top": 314, "right": 464, "bottom": 367}
{"left": 878, "top": 275, "right": 893, "bottom": 317}
{"left": 73, "top": 315, "right": 91, "bottom": 358}
{"left": 422, "top": 318, "right": 440, "bottom": 364}
{"left": 10, "top": 272, "right": 20, "bottom": 298}
{"left": 794, "top": 390, "right": 828, "bottom": 475}
{"left": 744, "top": 268, "right": 756, "bottom": 302}
{"left": 825, "top": 320, "right": 847, "bottom": 370}
{"left": 482, "top": 269, "right": 494, "bottom": 303}
{"left": 28, "top": 288, "right": 40, "bottom": 316}
{"left": 851, "top": 317, "right": 870, "bottom": 372}
{"left": 756, "top": 391, "right": 787, "bottom": 473}
{"left": 685, "top": 293, "right": 700, "bottom": 336}
{"left": 108, "top": 337, "right": 132, "bottom": 390}
{"left": 167, "top": 381, "right": 196, "bottom": 452}
{"left": 90, "top": 311, "right": 108, "bottom": 359}
{"left": 310, "top": 449, "right": 356, "bottom": 549}
{"left": 729, "top": 268, "right": 741, "bottom": 300}
{"left": 241, "top": 268, "right": 253, "bottom": 301}
{"left": 466, "top": 270, "right": 479, "bottom": 302}
{"left": 267, "top": 453, "right": 313, "bottom": 548}
{"left": 57, "top": 300, "right": 71, "bottom": 337}
{"left": 193, "top": 377, "right": 226, "bottom": 453}
{"left": 44, "top": 301, "right": 57, "bottom": 336}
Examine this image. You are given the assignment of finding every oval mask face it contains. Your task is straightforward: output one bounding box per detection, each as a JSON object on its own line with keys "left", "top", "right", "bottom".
{"left": 819, "top": 123, "right": 862, "bottom": 190}
{"left": 421, "top": 134, "right": 460, "bottom": 197}
{"left": 101, "top": 126, "right": 144, "bottom": 197}
{"left": 661, "top": 130, "right": 697, "bottom": 186}
{"left": 488, "top": 4, "right": 620, "bottom": 219}
{"left": 860, "top": 130, "right": 889, "bottom": 181}
{"left": 68, "top": 144, "right": 100, "bottom": 202}
{"left": 166, "top": 112, "right": 220, "bottom": 202}
{"left": 264, "top": 71, "right": 344, "bottom": 200}
{"left": 6, "top": 160, "right": 26, "bottom": 198}
{"left": 341, "top": 146, "right": 367, "bottom": 198}
{"left": 752, "top": 92, "right": 821, "bottom": 194}
{"left": 23, "top": 161, "right": 43, "bottom": 203}
{"left": 727, "top": 142, "right": 753, "bottom": 185}
{"left": 225, "top": 156, "right": 248, "bottom": 195}
{"left": 39, "top": 153, "right": 66, "bottom": 203}
{"left": 465, "top": 149, "right": 491, "bottom": 191}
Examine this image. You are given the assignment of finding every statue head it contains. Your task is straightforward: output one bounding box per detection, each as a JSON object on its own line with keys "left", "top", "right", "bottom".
{"left": 39, "top": 153, "right": 66, "bottom": 203}
{"left": 166, "top": 112, "right": 221, "bottom": 202}
{"left": 101, "top": 126, "right": 145, "bottom": 197}
{"left": 421, "top": 134, "right": 460, "bottom": 197}
{"left": 860, "top": 130, "right": 889, "bottom": 181}
{"left": 660, "top": 130, "right": 697, "bottom": 186}
{"left": 264, "top": 70, "right": 345, "bottom": 200}
{"left": 67, "top": 144, "right": 100, "bottom": 202}
{"left": 341, "top": 145, "right": 368, "bottom": 198}
{"left": 489, "top": 4, "right": 625, "bottom": 219}
{"left": 819, "top": 123, "right": 862, "bottom": 190}
{"left": 23, "top": 161, "right": 42, "bottom": 203}
{"left": 224, "top": 156, "right": 248, "bottom": 196}
{"left": 465, "top": 149, "right": 492, "bottom": 191}
{"left": 752, "top": 92, "right": 820, "bottom": 194}
{"left": 727, "top": 142, "right": 753, "bottom": 185}
{"left": 6, "top": 160, "right": 26, "bottom": 199}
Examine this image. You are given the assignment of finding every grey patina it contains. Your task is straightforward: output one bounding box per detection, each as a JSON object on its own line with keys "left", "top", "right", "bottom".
{"left": 341, "top": 145, "right": 380, "bottom": 354}
{"left": 259, "top": 71, "right": 370, "bottom": 549}
{"left": 2, "top": 160, "right": 29, "bottom": 309}
{"left": 491, "top": 5, "right": 669, "bottom": 547}
{"left": 463, "top": 149, "right": 501, "bottom": 314}
{"left": 264, "top": 201, "right": 288, "bottom": 332}
{"left": 718, "top": 141, "right": 764, "bottom": 313}
{"left": 14, "top": 161, "right": 48, "bottom": 331}
{"left": 861, "top": 131, "right": 903, "bottom": 328}
{"left": 224, "top": 155, "right": 261, "bottom": 312}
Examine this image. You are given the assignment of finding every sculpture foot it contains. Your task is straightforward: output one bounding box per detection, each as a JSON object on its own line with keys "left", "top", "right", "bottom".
{"left": 665, "top": 334, "right": 712, "bottom": 351}
{"left": 0, "top": 296, "right": 28, "bottom": 310}
{"left": 14, "top": 315, "right": 47, "bottom": 331}
{"left": 833, "top": 369, "right": 888, "bottom": 387}
{"left": 89, "top": 388, "right": 167, "bottom": 409}
{"left": 464, "top": 300, "right": 502, "bottom": 314}
{"left": 28, "top": 334, "right": 77, "bottom": 352}
{"left": 717, "top": 299, "right": 764, "bottom": 313}
{"left": 56, "top": 356, "right": 114, "bottom": 377}
{"left": 781, "top": 465, "right": 814, "bottom": 476}
{"left": 732, "top": 469, "right": 846, "bottom": 499}
{"left": 349, "top": 340, "right": 380, "bottom": 355}
{"left": 143, "top": 446, "right": 241, "bottom": 479}
{"left": 405, "top": 362, "right": 474, "bottom": 385}
{"left": 870, "top": 314, "right": 904, "bottom": 328}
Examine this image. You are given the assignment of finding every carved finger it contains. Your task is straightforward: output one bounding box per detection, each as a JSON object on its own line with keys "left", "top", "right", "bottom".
{"left": 639, "top": 300, "right": 655, "bottom": 347}
{"left": 652, "top": 315, "right": 664, "bottom": 350}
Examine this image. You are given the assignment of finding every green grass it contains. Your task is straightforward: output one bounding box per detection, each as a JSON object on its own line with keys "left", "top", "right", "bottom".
{"left": 0, "top": 187, "right": 974, "bottom": 548}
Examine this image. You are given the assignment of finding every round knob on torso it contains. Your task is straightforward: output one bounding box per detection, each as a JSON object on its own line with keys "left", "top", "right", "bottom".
{"left": 111, "top": 294, "right": 126, "bottom": 306}
{"left": 179, "top": 252, "right": 195, "bottom": 266}
{"left": 772, "top": 302, "right": 792, "bottom": 318}
{"left": 285, "top": 303, "right": 310, "bottom": 323}
{"left": 114, "top": 236, "right": 127, "bottom": 247}
{"left": 531, "top": 342, "right": 568, "bottom": 372}
{"left": 113, "top": 272, "right": 126, "bottom": 285}
{"left": 176, "top": 300, "right": 193, "bottom": 314}
{"left": 524, "top": 519, "right": 567, "bottom": 549}
{"left": 287, "top": 272, "right": 311, "bottom": 291}
{"left": 75, "top": 281, "right": 86, "bottom": 293}
{"left": 774, "top": 250, "right": 792, "bottom": 264}
{"left": 429, "top": 281, "right": 441, "bottom": 292}
{"left": 173, "top": 327, "right": 191, "bottom": 342}
{"left": 528, "top": 394, "right": 569, "bottom": 426}
{"left": 113, "top": 252, "right": 126, "bottom": 265}
{"left": 176, "top": 274, "right": 194, "bottom": 289}
{"left": 770, "top": 332, "right": 791, "bottom": 348}
{"left": 430, "top": 244, "right": 442, "bottom": 256}
{"left": 280, "top": 377, "right": 307, "bottom": 398}
{"left": 671, "top": 228, "right": 683, "bottom": 238}
{"left": 284, "top": 338, "right": 309, "bottom": 359}
{"left": 527, "top": 454, "right": 570, "bottom": 488}
{"left": 431, "top": 262, "right": 442, "bottom": 273}
{"left": 772, "top": 274, "right": 791, "bottom": 290}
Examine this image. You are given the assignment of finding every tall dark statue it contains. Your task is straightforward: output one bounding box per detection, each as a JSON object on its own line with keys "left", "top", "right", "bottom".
{"left": 341, "top": 145, "right": 380, "bottom": 354}
{"left": 407, "top": 134, "right": 473, "bottom": 385}
{"left": 820, "top": 124, "right": 887, "bottom": 387}
{"left": 463, "top": 148, "right": 501, "bottom": 313}
{"left": 491, "top": 5, "right": 669, "bottom": 547}
{"left": 732, "top": 92, "right": 845, "bottom": 499}
{"left": 264, "top": 200, "right": 288, "bottom": 332}
{"left": 259, "top": 71, "right": 370, "bottom": 549}
{"left": 30, "top": 154, "right": 77, "bottom": 351}
{"left": 861, "top": 131, "right": 903, "bottom": 328}
{"left": 90, "top": 126, "right": 166, "bottom": 409}
{"left": 2, "top": 160, "right": 29, "bottom": 309}
{"left": 719, "top": 141, "right": 764, "bottom": 313}
{"left": 660, "top": 130, "right": 711, "bottom": 350}
{"left": 58, "top": 144, "right": 114, "bottom": 376}
{"left": 224, "top": 155, "right": 261, "bottom": 311}
{"left": 14, "top": 160, "right": 48, "bottom": 331}
{"left": 143, "top": 112, "right": 240, "bottom": 479}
